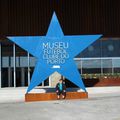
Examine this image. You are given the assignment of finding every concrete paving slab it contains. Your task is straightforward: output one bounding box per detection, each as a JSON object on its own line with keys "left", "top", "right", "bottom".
{"left": 0, "top": 87, "right": 120, "bottom": 120}
{"left": 0, "top": 86, "right": 120, "bottom": 103}
{"left": 0, "top": 95, "right": 120, "bottom": 120}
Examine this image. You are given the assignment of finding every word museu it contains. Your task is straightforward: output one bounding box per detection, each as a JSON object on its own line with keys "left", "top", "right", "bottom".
{"left": 42, "top": 42, "right": 69, "bottom": 49}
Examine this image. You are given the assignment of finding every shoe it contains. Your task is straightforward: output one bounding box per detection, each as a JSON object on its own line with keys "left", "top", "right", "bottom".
{"left": 62, "top": 96, "right": 65, "bottom": 99}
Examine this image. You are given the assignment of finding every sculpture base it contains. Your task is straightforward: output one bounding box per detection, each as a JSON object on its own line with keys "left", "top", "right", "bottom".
{"left": 25, "top": 91, "right": 88, "bottom": 102}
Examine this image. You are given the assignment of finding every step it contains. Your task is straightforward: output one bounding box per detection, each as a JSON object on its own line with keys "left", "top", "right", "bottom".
{"left": 25, "top": 92, "right": 88, "bottom": 102}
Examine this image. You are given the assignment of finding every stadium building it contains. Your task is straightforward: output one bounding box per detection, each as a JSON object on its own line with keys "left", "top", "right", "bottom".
{"left": 0, "top": 0, "right": 120, "bottom": 88}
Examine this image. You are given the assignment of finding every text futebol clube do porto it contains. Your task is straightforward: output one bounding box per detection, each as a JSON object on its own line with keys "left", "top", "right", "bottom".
{"left": 43, "top": 42, "right": 69, "bottom": 64}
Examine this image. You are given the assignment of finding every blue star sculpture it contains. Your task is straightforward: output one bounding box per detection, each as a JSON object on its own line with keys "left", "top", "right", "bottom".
{"left": 8, "top": 12, "right": 102, "bottom": 93}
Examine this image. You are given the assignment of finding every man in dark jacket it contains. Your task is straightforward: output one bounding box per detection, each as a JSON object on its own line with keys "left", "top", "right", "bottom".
{"left": 56, "top": 79, "right": 66, "bottom": 99}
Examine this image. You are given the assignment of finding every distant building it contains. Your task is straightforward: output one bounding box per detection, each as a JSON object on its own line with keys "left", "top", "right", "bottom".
{"left": 0, "top": 0, "right": 120, "bottom": 88}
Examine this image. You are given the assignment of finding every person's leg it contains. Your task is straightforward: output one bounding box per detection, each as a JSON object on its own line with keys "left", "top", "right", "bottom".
{"left": 62, "top": 91, "right": 66, "bottom": 99}
{"left": 57, "top": 95, "right": 60, "bottom": 99}
{"left": 56, "top": 91, "right": 60, "bottom": 99}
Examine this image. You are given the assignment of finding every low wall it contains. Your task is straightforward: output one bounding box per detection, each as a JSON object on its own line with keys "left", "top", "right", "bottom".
{"left": 84, "top": 77, "right": 120, "bottom": 87}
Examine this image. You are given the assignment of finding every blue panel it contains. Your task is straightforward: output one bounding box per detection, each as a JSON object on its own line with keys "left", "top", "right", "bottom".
{"left": 7, "top": 12, "right": 102, "bottom": 93}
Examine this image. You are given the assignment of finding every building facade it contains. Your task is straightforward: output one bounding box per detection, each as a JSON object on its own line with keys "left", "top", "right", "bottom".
{"left": 0, "top": 0, "right": 120, "bottom": 88}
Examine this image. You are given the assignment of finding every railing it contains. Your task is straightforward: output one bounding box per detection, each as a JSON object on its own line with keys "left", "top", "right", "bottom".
{"left": 81, "top": 73, "right": 120, "bottom": 79}
{"left": 74, "top": 57, "right": 120, "bottom": 76}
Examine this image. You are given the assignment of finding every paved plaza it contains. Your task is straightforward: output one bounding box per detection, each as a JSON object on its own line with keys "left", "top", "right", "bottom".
{"left": 0, "top": 87, "right": 120, "bottom": 120}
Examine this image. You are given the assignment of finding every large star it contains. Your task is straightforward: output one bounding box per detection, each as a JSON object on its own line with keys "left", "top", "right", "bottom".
{"left": 8, "top": 12, "right": 102, "bottom": 93}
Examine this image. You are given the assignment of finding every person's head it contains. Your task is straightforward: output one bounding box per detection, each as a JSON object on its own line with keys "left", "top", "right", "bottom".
{"left": 59, "top": 79, "right": 63, "bottom": 83}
